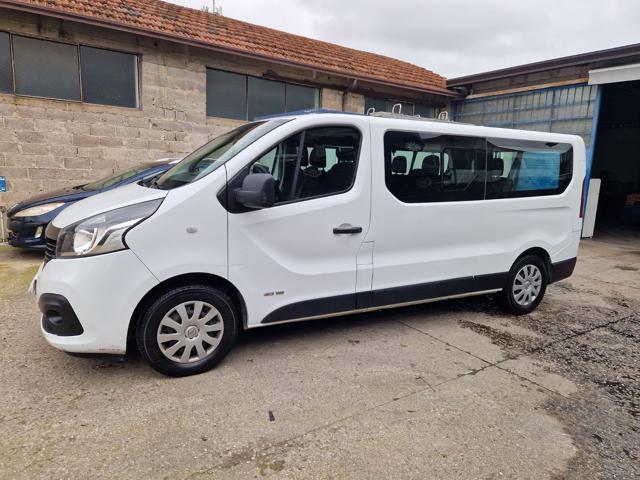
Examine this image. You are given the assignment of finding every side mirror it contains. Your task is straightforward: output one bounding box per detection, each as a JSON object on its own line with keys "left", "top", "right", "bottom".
{"left": 234, "top": 173, "right": 275, "bottom": 209}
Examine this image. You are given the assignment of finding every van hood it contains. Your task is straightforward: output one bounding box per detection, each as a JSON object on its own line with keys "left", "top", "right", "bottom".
{"left": 51, "top": 183, "right": 168, "bottom": 229}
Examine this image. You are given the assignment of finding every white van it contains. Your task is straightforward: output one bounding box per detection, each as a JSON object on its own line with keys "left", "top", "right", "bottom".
{"left": 34, "top": 112, "right": 585, "bottom": 376}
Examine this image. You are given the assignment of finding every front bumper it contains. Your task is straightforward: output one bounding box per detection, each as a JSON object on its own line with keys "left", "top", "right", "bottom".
{"left": 36, "top": 250, "right": 159, "bottom": 354}
{"left": 7, "top": 215, "right": 48, "bottom": 249}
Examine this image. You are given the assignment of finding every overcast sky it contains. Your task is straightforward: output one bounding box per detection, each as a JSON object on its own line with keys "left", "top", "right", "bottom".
{"left": 167, "top": 0, "right": 640, "bottom": 78}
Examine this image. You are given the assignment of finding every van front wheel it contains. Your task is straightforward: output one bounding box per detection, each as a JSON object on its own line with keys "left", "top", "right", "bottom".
{"left": 136, "top": 285, "right": 238, "bottom": 377}
{"left": 496, "top": 255, "right": 548, "bottom": 315}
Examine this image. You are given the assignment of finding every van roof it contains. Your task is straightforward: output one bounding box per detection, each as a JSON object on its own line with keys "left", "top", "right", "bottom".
{"left": 256, "top": 108, "right": 457, "bottom": 125}
{"left": 261, "top": 109, "right": 586, "bottom": 146}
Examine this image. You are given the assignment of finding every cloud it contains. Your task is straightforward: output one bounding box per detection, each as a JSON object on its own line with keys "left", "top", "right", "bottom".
{"left": 168, "top": 0, "right": 640, "bottom": 78}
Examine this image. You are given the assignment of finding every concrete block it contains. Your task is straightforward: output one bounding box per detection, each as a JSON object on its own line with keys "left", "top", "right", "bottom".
{"left": 77, "top": 147, "right": 105, "bottom": 159}
{"left": 0, "top": 142, "right": 20, "bottom": 154}
{"left": 90, "top": 124, "right": 116, "bottom": 137}
{"left": 63, "top": 157, "right": 89, "bottom": 169}
{"left": 34, "top": 155, "right": 64, "bottom": 168}
{"left": 29, "top": 167, "right": 86, "bottom": 181}
{"left": 90, "top": 157, "right": 117, "bottom": 170}
{"left": 73, "top": 135, "right": 101, "bottom": 148}
{"left": 16, "top": 131, "right": 45, "bottom": 144}
{"left": 4, "top": 118, "right": 35, "bottom": 131}
{"left": 20, "top": 144, "right": 50, "bottom": 155}
{"left": 121, "top": 138, "right": 149, "bottom": 149}
{"left": 0, "top": 166, "right": 29, "bottom": 179}
{"left": 115, "top": 126, "right": 139, "bottom": 138}
{"left": 100, "top": 137, "right": 124, "bottom": 148}
{"left": 0, "top": 129, "right": 17, "bottom": 142}
{"left": 46, "top": 109, "right": 75, "bottom": 121}
{"left": 50, "top": 145, "right": 79, "bottom": 157}
{"left": 43, "top": 132, "right": 73, "bottom": 146}
{"left": 4, "top": 154, "right": 38, "bottom": 167}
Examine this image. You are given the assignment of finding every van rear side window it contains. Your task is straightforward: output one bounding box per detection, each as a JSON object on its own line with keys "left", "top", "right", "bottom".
{"left": 486, "top": 139, "right": 573, "bottom": 198}
{"left": 384, "top": 131, "right": 573, "bottom": 203}
{"left": 385, "top": 131, "right": 486, "bottom": 203}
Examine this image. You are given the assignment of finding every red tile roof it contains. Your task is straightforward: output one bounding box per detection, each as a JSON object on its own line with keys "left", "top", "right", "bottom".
{"left": 2, "top": 0, "right": 452, "bottom": 95}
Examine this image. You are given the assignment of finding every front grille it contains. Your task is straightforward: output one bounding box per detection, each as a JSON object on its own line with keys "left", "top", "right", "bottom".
{"left": 44, "top": 237, "right": 57, "bottom": 263}
{"left": 43, "top": 223, "right": 61, "bottom": 264}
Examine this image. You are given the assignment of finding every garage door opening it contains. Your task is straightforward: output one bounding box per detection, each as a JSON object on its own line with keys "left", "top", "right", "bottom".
{"left": 590, "top": 80, "right": 640, "bottom": 241}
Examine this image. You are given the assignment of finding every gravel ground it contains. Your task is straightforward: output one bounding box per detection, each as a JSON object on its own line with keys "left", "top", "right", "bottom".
{"left": 0, "top": 239, "right": 638, "bottom": 479}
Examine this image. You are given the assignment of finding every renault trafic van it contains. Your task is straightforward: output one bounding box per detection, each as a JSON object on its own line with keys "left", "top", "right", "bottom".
{"left": 34, "top": 112, "right": 585, "bottom": 376}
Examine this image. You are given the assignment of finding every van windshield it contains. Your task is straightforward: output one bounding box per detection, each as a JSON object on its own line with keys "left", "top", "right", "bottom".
{"left": 155, "top": 120, "right": 289, "bottom": 190}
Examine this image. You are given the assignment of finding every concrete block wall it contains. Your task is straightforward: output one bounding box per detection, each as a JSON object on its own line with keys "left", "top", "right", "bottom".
{"left": 0, "top": 12, "right": 370, "bottom": 233}
{"left": 0, "top": 13, "right": 249, "bottom": 234}
{"left": 320, "top": 89, "right": 365, "bottom": 113}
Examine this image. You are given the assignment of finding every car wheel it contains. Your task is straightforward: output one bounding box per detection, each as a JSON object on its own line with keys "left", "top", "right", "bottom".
{"left": 496, "top": 255, "right": 548, "bottom": 315}
{"left": 136, "top": 285, "right": 238, "bottom": 377}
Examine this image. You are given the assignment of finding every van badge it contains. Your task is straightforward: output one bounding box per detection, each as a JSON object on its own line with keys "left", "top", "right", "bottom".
{"left": 186, "top": 227, "right": 198, "bottom": 234}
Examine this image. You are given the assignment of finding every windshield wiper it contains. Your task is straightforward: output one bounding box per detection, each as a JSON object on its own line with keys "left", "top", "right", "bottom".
{"left": 144, "top": 176, "right": 161, "bottom": 189}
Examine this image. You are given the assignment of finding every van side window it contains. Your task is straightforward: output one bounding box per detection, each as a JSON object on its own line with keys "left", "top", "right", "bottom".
{"left": 248, "top": 126, "right": 361, "bottom": 204}
{"left": 250, "top": 133, "right": 302, "bottom": 201}
{"left": 486, "top": 139, "right": 573, "bottom": 198}
{"left": 385, "top": 131, "right": 486, "bottom": 203}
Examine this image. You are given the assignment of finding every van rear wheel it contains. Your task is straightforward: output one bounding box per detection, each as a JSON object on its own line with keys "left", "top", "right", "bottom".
{"left": 136, "top": 285, "right": 238, "bottom": 377}
{"left": 496, "top": 255, "right": 548, "bottom": 315}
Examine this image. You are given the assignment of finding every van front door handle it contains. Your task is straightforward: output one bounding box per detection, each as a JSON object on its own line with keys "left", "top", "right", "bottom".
{"left": 333, "top": 224, "right": 363, "bottom": 235}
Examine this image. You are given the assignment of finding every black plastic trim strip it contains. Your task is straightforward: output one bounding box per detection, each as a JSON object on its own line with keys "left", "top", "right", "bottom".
{"left": 261, "top": 293, "right": 356, "bottom": 324}
{"left": 261, "top": 271, "right": 508, "bottom": 324}
{"left": 364, "top": 272, "right": 508, "bottom": 309}
{"left": 550, "top": 257, "right": 577, "bottom": 283}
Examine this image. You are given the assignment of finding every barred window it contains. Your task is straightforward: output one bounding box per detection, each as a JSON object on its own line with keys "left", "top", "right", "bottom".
{"left": 5, "top": 33, "right": 139, "bottom": 107}
{"left": 206, "top": 68, "right": 319, "bottom": 120}
{"left": 0, "top": 32, "right": 12, "bottom": 94}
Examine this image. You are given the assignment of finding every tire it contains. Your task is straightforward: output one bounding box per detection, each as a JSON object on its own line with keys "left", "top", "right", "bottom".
{"left": 136, "top": 284, "right": 238, "bottom": 377}
{"left": 496, "top": 255, "right": 548, "bottom": 315}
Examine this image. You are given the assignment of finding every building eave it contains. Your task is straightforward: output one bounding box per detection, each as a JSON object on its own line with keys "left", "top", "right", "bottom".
{"left": 447, "top": 43, "right": 640, "bottom": 87}
{"left": 0, "top": 0, "right": 459, "bottom": 98}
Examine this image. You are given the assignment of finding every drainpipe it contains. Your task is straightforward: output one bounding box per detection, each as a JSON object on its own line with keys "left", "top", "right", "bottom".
{"left": 342, "top": 79, "right": 358, "bottom": 112}
{"left": 0, "top": 207, "right": 5, "bottom": 243}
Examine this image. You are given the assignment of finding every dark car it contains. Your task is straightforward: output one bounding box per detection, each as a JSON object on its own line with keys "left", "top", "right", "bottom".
{"left": 7, "top": 158, "right": 180, "bottom": 250}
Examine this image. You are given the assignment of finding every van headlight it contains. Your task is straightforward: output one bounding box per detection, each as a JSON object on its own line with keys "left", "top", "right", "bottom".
{"left": 57, "top": 199, "right": 162, "bottom": 258}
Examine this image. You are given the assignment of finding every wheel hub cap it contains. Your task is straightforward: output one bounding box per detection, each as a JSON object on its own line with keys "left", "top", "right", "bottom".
{"left": 512, "top": 264, "right": 542, "bottom": 307}
{"left": 156, "top": 301, "right": 224, "bottom": 364}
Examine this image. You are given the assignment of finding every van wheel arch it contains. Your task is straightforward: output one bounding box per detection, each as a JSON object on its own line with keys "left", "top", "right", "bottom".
{"left": 514, "top": 247, "right": 552, "bottom": 281}
{"left": 496, "top": 247, "right": 554, "bottom": 315}
{"left": 127, "top": 273, "right": 247, "bottom": 351}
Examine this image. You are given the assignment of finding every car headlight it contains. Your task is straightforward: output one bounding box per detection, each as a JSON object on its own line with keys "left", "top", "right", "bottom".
{"left": 57, "top": 199, "right": 162, "bottom": 258}
{"left": 14, "top": 202, "right": 65, "bottom": 217}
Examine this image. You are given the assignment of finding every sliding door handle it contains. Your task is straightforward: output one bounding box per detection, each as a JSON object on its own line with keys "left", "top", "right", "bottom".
{"left": 333, "top": 224, "right": 363, "bottom": 235}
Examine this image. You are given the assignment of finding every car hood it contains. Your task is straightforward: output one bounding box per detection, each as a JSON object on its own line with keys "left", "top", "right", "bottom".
{"left": 8, "top": 185, "right": 90, "bottom": 215}
{"left": 51, "top": 183, "right": 168, "bottom": 229}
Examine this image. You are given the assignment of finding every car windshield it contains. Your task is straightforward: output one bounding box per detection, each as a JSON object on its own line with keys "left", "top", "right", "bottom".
{"left": 155, "top": 119, "right": 290, "bottom": 190}
{"left": 83, "top": 166, "right": 151, "bottom": 191}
